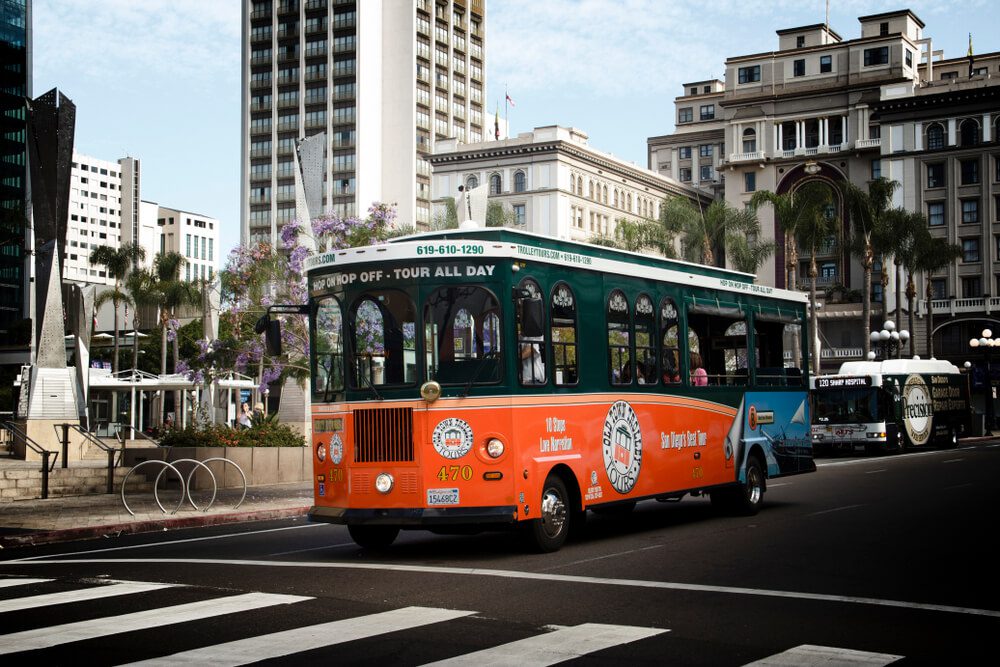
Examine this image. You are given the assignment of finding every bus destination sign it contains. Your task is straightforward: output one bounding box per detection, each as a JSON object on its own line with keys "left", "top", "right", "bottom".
{"left": 815, "top": 376, "right": 872, "bottom": 389}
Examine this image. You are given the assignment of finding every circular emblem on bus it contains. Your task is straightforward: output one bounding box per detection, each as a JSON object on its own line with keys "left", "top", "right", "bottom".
{"left": 330, "top": 434, "right": 344, "bottom": 465}
{"left": 902, "top": 374, "right": 933, "bottom": 446}
{"left": 748, "top": 405, "right": 758, "bottom": 430}
{"left": 432, "top": 418, "right": 474, "bottom": 459}
{"left": 602, "top": 401, "right": 643, "bottom": 494}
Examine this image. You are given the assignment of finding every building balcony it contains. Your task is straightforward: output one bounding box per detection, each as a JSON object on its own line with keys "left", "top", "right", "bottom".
{"left": 728, "top": 150, "right": 764, "bottom": 163}
{"left": 250, "top": 10, "right": 271, "bottom": 20}
{"left": 277, "top": 74, "right": 298, "bottom": 85}
{"left": 251, "top": 55, "right": 272, "bottom": 66}
{"left": 305, "top": 22, "right": 327, "bottom": 35}
{"left": 250, "top": 148, "right": 272, "bottom": 158}
{"left": 333, "top": 14, "right": 356, "bottom": 30}
{"left": 305, "top": 0, "right": 327, "bottom": 9}
{"left": 919, "top": 296, "right": 1000, "bottom": 316}
{"left": 305, "top": 70, "right": 326, "bottom": 82}
{"left": 304, "top": 47, "right": 327, "bottom": 58}
{"left": 277, "top": 121, "right": 299, "bottom": 132}
{"left": 855, "top": 138, "right": 882, "bottom": 150}
{"left": 277, "top": 97, "right": 298, "bottom": 109}
{"left": 251, "top": 101, "right": 272, "bottom": 112}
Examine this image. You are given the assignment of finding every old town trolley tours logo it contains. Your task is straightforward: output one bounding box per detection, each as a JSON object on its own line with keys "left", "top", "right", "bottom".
{"left": 602, "top": 400, "right": 643, "bottom": 493}
{"left": 432, "top": 418, "right": 474, "bottom": 459}
{"left": 902, "top": 374, "right": 933, "bottom": 446}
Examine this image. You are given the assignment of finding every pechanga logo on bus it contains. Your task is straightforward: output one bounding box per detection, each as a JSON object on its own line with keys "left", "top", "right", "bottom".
{"left": 602, "top": 401, "right": 642, "bottom": 494}
{"left": 432, "top": 418, "right": 474, "bottom": 459}
{"left": 330, "top": 434, "right": 344, "bottom": 465}
{"left": 903, "top": 374, "right": 933, "bottom": 446}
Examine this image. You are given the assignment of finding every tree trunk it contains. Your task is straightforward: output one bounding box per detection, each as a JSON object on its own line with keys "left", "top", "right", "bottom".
{"left": 810, "top": 252, "right": 820, "bottom": 377}
{"left": 894, "top": 259, "right": 903, "bottom": 327}
{"left": 862, "top": 242, "right": 873, "bottom": 355}
{"left": 925, "top": 280, "right": 934, "bottom": 358}
{"left": 112, "top": 302, "right": 120, "bottom": 374}
{"left": 906, "top": 274, "right": 916, "bottom": 359}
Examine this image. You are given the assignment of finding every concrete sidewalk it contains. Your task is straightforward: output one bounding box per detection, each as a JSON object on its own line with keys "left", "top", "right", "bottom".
{"left": 0, "top": 480, "right": 314, "bottom": 549}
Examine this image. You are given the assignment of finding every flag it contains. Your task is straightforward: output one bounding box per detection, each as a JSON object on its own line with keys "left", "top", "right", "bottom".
{"left": 506, "top": 93, "right": 515, "bottom": 108}
{"left": 494, "top": 106, "right": 499, "bottom": 140}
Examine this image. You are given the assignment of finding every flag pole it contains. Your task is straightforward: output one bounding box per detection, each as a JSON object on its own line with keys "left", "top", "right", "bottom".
{"left": 504, "top": 83, "right": 509, "bottom": 139}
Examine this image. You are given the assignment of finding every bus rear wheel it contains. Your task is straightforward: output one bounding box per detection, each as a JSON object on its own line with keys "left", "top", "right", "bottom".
{"left": 712, "top": 455, "right": 765, "bottom": 516}
{"left": 348, "top": 524, "right": 399, "bottom": 549}
{"left": 524, "top": 475, "right": 570, "bottom": 553}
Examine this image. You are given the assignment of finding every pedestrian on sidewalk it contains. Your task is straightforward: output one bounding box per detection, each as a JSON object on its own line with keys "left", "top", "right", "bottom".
{"left": 238, "top": 402, "right": 252, "bottom": 429}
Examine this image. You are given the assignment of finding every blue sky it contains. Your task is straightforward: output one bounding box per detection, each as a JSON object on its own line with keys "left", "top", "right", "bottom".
{"left": 32, "top": 0, "right": 993, "bottom": 263}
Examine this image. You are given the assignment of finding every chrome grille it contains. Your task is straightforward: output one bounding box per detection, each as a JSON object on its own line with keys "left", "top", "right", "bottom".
{"left": 353, "top": 407, "right": 414, "bottom": 462}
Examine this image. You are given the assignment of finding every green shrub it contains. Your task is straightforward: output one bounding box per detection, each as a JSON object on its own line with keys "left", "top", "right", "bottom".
{"left": 158, "top": 420, "right": 305, "bottom": 448}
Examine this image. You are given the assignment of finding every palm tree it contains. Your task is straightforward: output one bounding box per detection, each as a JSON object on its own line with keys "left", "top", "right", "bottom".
{"left": 125, "top": 268, "right": 160, "bottom": 375}
{"left": 725, "top": 208, "right": 776, "bottom": 275}
{"left": 840, "top": 178, "right": 899, "bottom": 355}
{"left": 883, "top": 208, "right": 925, "bottom": 333}
{"left": 913, "top": 234, "right": 962, "bottom": 357}
{"left": 751, "top": 183, "right": 832, "bottom": 292}
{"left": 794, "top": 183, "right": 837, "bottom": 376}
{"left": 669, "top": 198, "right": 759, "bottom": 267}
{"left": 89, "top": 242, "right": 146, "bottom": 373}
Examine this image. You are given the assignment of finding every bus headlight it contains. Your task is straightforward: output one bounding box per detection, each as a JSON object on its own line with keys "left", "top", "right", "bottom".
{"left": 420, "top": 380, "right": 442, "bottom": 403}
{"left": 486, "top": 438, "right": 505, "bottom": 458}
{"left": 316, "top": 443, "right": 326, "bottom": 462}
{"left": 375, "top": 473, "right": 394, "bottom": 494}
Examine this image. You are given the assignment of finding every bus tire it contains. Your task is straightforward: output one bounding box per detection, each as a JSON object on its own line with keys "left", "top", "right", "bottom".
{"left": 348, "top": 524, "right": 399, "bottom": 550}
{"left": 524, "top": 474, "right": 570, "bottom": 553}
{"left": 729, "top": 455, "right": 765, "bottom": 516}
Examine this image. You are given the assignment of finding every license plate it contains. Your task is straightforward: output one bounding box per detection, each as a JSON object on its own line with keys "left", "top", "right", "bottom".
{"left": 427, "top": 488, "right": 459, "bottom": 506}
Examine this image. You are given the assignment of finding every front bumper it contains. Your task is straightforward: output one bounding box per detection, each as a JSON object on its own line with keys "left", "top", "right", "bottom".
{"left": 309, "top": 504, "right": 518, "bottom": 526}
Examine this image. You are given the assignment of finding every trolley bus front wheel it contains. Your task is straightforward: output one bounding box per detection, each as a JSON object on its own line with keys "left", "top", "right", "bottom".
{"left": 348, "top": 524, "right": 400, "bottom": 550}
{"left": 524, "top": 474, "right": 570, "bottom": 553}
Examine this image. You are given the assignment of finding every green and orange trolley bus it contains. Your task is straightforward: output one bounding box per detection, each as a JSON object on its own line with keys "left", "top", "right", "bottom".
{"left": 296, "top": 227, "right": 815, "bottom": 551}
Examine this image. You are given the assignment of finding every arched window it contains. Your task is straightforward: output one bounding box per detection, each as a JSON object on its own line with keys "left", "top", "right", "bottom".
{"left": 602, "top": 184, "right": 608, "bottom": 204}
{"left": 926, "top": 123, "right": 945, "bottom": 150}
{"left": 627, "top": 193, "right": 633, "bottom": 211}
{"left": 351, "top": 290, "right": 416, "bottom": 388}
{"left": 424, "top": 286, "right": 501, "bottom": 385}
{"left": 513, "top": 170, "right": 526, "bottom": 193}
{"left": 635, "top": 294, "right": 656, "bottom": 384}
{"left": 659, "top": 298, "right": 680, "bottom": 384}
{"left": 960, "top": 118, "right": 980, "bottom": 147}
{"left": 550, "top": 283, "right": 578, "bottom": 385}
{"left": 607, "top": 289, "right": 631, "bottom": 385}
{"left": 517, "top": 277, "right": 546, "bottom": 386}
{"left": 613, "top": 189, "right": 619, "bottom": 208}
{"left": 466, "top": 174, "right": 479, "bottom": 189}
{"left": 313, "top": 295, "right": 344, "bottom": 399}
{"left": 742, "top": 127, "right": 757, "bottom": 153}
{"left": 588, "top": 180, "right": 594, "bottom": 200}
{"left": 577, "top": 175, "right": 583, "bottom": 195}
{"left": 489, "top": 173, "right": 502, "bottom": 195}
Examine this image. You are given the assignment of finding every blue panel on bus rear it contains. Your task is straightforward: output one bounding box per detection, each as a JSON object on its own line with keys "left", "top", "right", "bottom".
{"left": 738, "top": 391, "right": 814, "bottom": 479}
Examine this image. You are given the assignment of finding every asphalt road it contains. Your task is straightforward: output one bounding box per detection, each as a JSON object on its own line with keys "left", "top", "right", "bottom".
{"left": 2, "top": 442, "right": 998, "bottom": 665}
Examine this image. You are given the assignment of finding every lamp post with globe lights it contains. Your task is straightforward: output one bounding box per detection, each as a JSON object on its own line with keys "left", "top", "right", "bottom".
{"left": 968, "top": 329, "right": 997, "bottom": 436}
{"left": 867, "top": 320, "right": 910, "bottom": 361}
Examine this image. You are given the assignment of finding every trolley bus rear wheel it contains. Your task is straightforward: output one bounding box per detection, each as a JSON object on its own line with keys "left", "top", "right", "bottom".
{"left": 348, "top": 524, "right": 399, "bottom": 550}
{"left": 524, "top": 474, "right": 570, "bottom": 553}
{"left": 713, "top": 455, "right": 765, "bottom": 516}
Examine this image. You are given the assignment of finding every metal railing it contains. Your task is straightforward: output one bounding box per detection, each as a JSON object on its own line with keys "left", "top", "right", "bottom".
{"left": 57, "top": 423, "right": 121, "bottom": 494}
{"left": 1, "top": 421, "right": 58, "bottom": 499}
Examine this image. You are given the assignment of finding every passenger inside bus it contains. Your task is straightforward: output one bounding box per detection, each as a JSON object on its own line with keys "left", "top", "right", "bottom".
{"left": 690, "top": 352, "right": 708, "bottom": 386}
{"left": 521, "top": 337, "right": 545, "bottom": 383}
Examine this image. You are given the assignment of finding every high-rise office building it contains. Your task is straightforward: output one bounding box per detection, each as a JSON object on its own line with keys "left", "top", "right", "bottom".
{"left": 0, "top": 0, "right": 30, "bottom": 346}
{"left": 241, "top": 0, "right": 487, "bottom": 247}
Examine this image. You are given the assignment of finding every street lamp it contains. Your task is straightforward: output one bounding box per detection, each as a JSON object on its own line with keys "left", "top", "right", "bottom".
{"left": 867, "top": 320, "right": 910, "bottom": 360}
{"left": 968, "top": 328, "right": 997, "bottom": 436}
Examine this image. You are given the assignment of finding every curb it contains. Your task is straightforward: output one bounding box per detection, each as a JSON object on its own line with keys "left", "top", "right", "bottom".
{"left": 0, "top": 505, "right": 312, "bottom": 549}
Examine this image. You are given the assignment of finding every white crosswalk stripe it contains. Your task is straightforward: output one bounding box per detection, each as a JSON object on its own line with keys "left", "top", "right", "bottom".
{"left": 121, "top": 606, "right": 477, "bottom": 666}
{"left": 744, "top": 644, "right": 904, "bottom": 666}
{"left": 0, "top": 578, "right": 52, "bottom": 589}
{"left": 422, "top": 622, "right": 669, "bottom": 666}
{"left": 0, "top": 581, "right": 175, "bottom": 613}
{"left": 0, "top": 591, "right": 310, "bottom": 656}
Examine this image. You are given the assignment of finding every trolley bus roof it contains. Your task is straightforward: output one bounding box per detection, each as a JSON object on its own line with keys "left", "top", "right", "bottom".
{"left": 304, "top": 227, "right": 807, "bottom": 306}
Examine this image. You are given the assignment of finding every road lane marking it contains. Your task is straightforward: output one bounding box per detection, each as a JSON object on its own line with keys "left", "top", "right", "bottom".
{"left": 0, "top": 592, "right": 309, "bottom": 656}
{"left": 864, "top": 469, "right": 888, "bottom": 474}
{"left": 267, "top": 542, "right": 357, "bottom": 557}
{"left": 122, "top": 606, "right": 475, "bottom": 666}
{"left": 807, "top": 504, "right": 866, "bottom": 517}
{"left": 8, "top": 558, "right": 1000, "bottom": 619}
{"left": 0, "top": 577, "right": 51, "bottom": 588}
{"left": 541, "top": 545, "right": 663, "bottom": 572}
{"left": 423, "top": 622, "right": 668, "bottom": 666}
{"left": 12, "top": 522, "right": 324, "bottom": 562}
{"left": 942, "top": 458, "right": 964, "bottom": 464}
{"left": 0, "top": 580, "right": 175, "bottom": 613}
{"left": 744, "top": 643, "right": 903, "bottom": 666}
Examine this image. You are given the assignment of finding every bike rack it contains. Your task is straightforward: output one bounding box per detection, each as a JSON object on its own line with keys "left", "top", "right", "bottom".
{"left": 119, "top": 456, "right": 248, "bottom": 516}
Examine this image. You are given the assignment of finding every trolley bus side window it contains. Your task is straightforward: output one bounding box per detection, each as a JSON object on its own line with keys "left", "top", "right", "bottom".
{"left": 313, "top": 295, "right": 344, "bottom": 400}
{"left": 517, "top": 277, "right": 547, "bottom": 386}
{"left": 635, "top": 293, "right": 657, "bottom": 385}
{"left": 753, "top": 313, "right": 804, "bottom": 387}
{"left": 660, "top": 297, "right": 681, "bottom": 384}
{"left": 607, "top": 289, "right": 631, "bottom": 385}
{"left": 424, "top": 285, "right": 502, "bottom": 385}
{"left": 349, "top": 289, "right": 417, "bottom": 388}
{"left": 550, "top": 282, "right": 578, "bottom": 386}
{"left": 687, "top": 303, "right": 748, "bottom": 386}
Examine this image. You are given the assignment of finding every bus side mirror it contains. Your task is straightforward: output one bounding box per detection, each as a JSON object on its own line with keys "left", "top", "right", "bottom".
{"left": 256, "top": 315, "right": 283, "bottom": 357}
{"left": 520, "top": 297, "right": 544, "bottom": 338}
